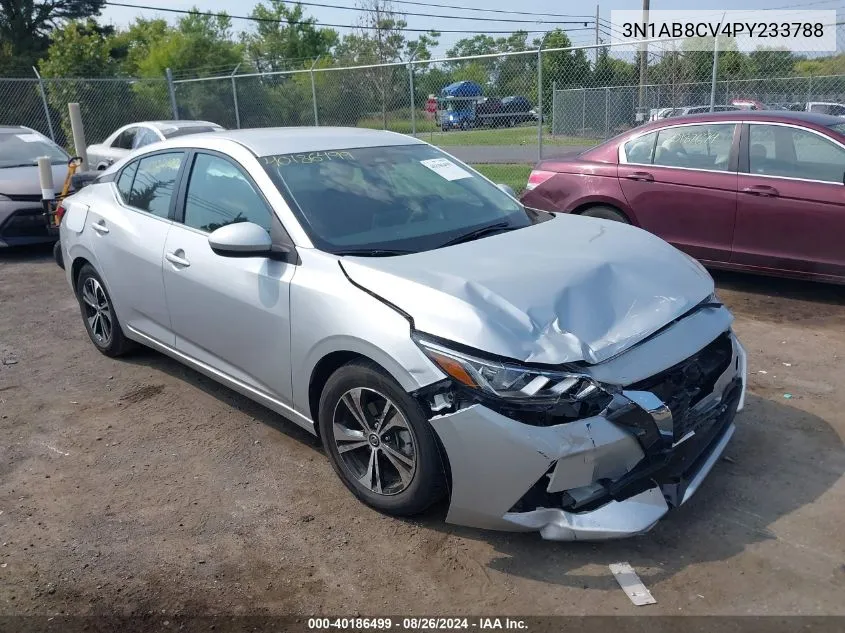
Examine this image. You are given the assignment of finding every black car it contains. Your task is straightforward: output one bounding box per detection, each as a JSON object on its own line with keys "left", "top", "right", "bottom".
{"left": 500, "top": 96, "right": 536, "bottom": 126}
{"left": 0, "top": 126, "right": 70, "bottom": 248}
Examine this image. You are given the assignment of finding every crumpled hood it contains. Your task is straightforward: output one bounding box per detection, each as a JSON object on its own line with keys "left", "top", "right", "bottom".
{"left": 340, "top": 214, "right": 715, "bottom": 365}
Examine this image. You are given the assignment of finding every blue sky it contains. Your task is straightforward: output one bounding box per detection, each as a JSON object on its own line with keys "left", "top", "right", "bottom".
{"left": 100, "top": 0, "right": 838, "bottom": 56}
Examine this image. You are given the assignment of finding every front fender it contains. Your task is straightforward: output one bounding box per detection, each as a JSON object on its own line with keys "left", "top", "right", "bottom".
{"left": 289, "top": 250, "right": 445, "bottom": 421}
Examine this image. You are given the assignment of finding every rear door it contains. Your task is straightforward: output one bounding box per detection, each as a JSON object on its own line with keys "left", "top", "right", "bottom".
{"left": 88, "top": 150, "right": 186, "bottom": 345}
{"left": 617, "top": 122, "right": 739, "bottom": 262}
{"left": 733, "top": 122, "right": 845, "bottom": 278}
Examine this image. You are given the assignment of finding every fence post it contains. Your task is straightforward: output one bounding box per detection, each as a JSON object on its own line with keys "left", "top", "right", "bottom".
{"left": 310, "top": 57, "right": 320, "bottom": 127}
{"left": 709, "top": 34, "right": 720, "bottom": 112}
{"left": 551, "top": 81, "right": 557, "bottom": 137}
{"left": 807, "top": 74, "right": 813, "bottom": 102}
{"left": 32, "top": 67, "right": 55, "bottom": 142}
{"left": 581, "top": 88, "right": 586, "bottom": 134}
{"left": 231, "top": 64, "right": 241, "bottom": 129}
{"left": 604, "top": 87, "right": 609, "bottom": 138}
{"left": 408, "top": 64, "right": 417, "bottom": 136}
{"left": 537, "top": 44, "right": 544, "bottom": 162}
{"left": 166, "top": 68, "right": 178, "bottom": 120}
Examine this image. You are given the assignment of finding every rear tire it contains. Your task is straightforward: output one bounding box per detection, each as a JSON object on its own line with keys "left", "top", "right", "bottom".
{"left": 75, "top": 264, "right": 133, "bottom": 357}
{"left": 53, "top": 240, "right": 64, "bottom": 270}
{"left": 580, "top": 206, "right": 630, "bottom": 223}
{"left": 318, "top": 360, "right": 446, "bottom": 517}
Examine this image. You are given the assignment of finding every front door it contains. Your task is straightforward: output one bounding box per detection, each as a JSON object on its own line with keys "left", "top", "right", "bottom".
{"left": 162, "top": 151, "right": 296, "bottom": 403}
{"left": 618, "top": 122, "right": 739, "bottom": 263}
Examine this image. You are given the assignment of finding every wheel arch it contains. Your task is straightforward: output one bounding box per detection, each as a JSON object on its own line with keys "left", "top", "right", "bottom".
{"left": 570, "top": 201, "right": 636, "bottom": 225}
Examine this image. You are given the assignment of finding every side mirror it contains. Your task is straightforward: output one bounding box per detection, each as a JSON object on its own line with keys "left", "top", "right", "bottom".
{"left": 208, "top": 222, "right": 273, "bottom": 257}
{"left": 497, "top": 183, "right": 517, "bottom": 198}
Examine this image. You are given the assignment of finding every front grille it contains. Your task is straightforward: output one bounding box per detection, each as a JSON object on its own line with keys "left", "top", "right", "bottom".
{"left": 629, "top": 332, "right": 733, "bottom": 442}
{"left": 0, "top": 208, "right": 49, "bottom": 238}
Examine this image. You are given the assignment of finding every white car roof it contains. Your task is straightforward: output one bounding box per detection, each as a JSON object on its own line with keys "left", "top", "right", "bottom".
{"left": 145, "top": 120, "right": 221, "bottom": 130}
{"left": 162, "top": 126, "right": 426, "bottom": 157}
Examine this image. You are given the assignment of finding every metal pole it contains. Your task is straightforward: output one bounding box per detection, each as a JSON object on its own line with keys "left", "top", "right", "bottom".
{"left": 166, "top": 68, "right": 178, "bottom": 120}
{"left": 537, "top": 37, "right": 549, "bottom": 162}
{"left": 68, "top": 103, "right": 89, "bottom": 171}
{"left": 595, "top": 5, "right": 600, "bottom": 67}
{"left": 230, "top": 64, "right": 241, "bottom": 129}
{"left": 582, "top": 88, "right": 586, "bottom": 134}
{"left": 709, "top": 35, "right": 720, "bottom": 112}
{"left": 637, "top": 0, "right": 650, "bottom": 123}
{"left": 310, "top": 57, "right": 320, "bottom": 127}
{"left": 605, "top": 87, "right": 609, "bottom": 139}
{"left": 551, "top": 80, "right": 557, "bottom": 137}
{"left": 409, "top": 63, "right": 416, "bottom": 136}
{"left": 37, "top": 156, "right": 55, "bottom": 202}
{"left": 32, "top": 67, "right": 55, "bottom": 142}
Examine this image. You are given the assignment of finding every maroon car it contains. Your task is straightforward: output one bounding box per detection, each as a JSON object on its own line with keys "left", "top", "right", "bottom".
{"left": 522, "top": 110, "right": 845, "bottom": 284}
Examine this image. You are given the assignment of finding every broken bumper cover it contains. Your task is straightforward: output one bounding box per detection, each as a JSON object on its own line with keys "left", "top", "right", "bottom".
{"left": 428, "top": 333, "right": 746, "bottom": 541}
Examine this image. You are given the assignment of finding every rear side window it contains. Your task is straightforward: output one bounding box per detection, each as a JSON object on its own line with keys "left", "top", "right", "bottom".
{"left": 116, "top": 161, "right": 138, "bottom": 202}
{"left": 623, "top": 132, "right": 656, "bottom": 164}
{"left": 653, "top": 124, "right": 735, "bottom": 171}
{"left": 127, "top": 152, "right": 184, "bottom": 218}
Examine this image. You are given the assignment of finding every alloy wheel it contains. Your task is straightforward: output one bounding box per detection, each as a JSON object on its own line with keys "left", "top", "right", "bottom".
{"left": 332, "top": 387, "right": 417, "bottom": 496}
{"left": 81, "top": 277, "right": 113, "bottom": 346}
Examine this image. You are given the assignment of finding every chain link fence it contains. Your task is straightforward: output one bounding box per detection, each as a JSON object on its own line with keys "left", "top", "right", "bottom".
{"left": 2, "top": 27, "right": 844, "bottom": 193}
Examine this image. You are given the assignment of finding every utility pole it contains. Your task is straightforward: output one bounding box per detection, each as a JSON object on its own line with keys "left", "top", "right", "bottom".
{"left": 636, "top": 0, "right": 650, "bottom": 124}
{"left": 595, "top": 5, "right": 600, "bottom": 66}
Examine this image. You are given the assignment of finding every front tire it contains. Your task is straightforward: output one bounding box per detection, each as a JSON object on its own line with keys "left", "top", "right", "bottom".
{"left": 580, "top": 206, "right": 630, "bottom": 223}
{"left": 318, "top": 360, "right": 446, "bottom": 516}
{"left": 75, "top": 264, "right": 133, "bottom": 357}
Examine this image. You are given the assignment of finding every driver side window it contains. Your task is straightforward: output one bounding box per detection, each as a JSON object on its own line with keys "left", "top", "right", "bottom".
{"left": 133, "top": 128, "right": 161, "bottom": 149}
{"left": 183, "top": 153, "right": 272, "bottom": 234}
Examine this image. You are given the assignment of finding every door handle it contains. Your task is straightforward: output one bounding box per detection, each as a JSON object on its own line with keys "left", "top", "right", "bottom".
{"left": 91, "top": 220, "right": 109, "bottom": 234}
{"left": 165, "top": 251, "right": 191, "bottom": 267}
{"left": 624, "top": 171, "right": 654, "bottom": 182}
{"left": 741, "top": 185, "right": 779, "bottom": 197}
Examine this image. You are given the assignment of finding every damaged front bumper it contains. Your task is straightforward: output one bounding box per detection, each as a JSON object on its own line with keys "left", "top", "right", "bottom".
{"left": 427, "top": 331, "right": 747, "bottom": 541}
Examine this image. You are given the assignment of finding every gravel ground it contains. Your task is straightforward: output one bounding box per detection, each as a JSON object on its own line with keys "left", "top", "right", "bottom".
{"left": 1, "top": 244, "right": 844, "bottom": 622}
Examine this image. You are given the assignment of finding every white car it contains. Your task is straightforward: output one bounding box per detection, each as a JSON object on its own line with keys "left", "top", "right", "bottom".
{"left": 87, "top": 120, "right": 224, "bottom": 170}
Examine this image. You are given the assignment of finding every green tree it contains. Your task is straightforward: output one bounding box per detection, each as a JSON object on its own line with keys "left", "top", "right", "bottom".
{"left": 336, "top": 0, "right": 408, "bottom": 128}
{"left": 243, "top": 0, "right": 338, "bottom": 73}
{"left": 38, "top": 19, "right": 140, "bottom": 145}
{"left": 0, "top": 0, "right": 105, "bottom": 71}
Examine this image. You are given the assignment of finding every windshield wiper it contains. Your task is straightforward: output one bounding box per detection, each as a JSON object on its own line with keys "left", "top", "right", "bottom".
{"left": 439, "top": 221, "right": 516, "bottom": 247}
{"left": 333, "top": 248, "right": 413, "bottom": 257}
{"left": 0, "top": 163, "right": 38, "bottom": 169}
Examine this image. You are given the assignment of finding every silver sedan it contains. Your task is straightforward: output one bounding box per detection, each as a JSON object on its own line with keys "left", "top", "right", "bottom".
{"left": 58, "top": 127, "right": 746, "bottom": 540}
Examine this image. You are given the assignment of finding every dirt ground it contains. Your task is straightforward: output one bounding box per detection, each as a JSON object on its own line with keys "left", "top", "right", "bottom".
{"left": 1, "top": 244, "right": 844, "bottom": 621}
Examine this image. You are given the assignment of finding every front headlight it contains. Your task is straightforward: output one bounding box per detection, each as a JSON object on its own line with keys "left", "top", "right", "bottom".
{"left": 414, "top": 335, "right": 609, "bottom": 404}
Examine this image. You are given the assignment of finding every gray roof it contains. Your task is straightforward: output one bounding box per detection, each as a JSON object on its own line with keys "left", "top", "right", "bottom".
{"left": 208, "top": 126, "right": 424, "bottom": 157}
{"left": 147, "top": 120, "right": 220, "bottom": 130}
{"left": 0, "top": 125, "right": 29, "bottom": 133}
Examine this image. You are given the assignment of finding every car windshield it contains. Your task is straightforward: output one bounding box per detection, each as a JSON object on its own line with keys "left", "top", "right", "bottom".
{"left": 261, "top": 144, "right": 533, "bottom": 254}
{"left": 0, "top": 131, "right": 68, "bottom": 168}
